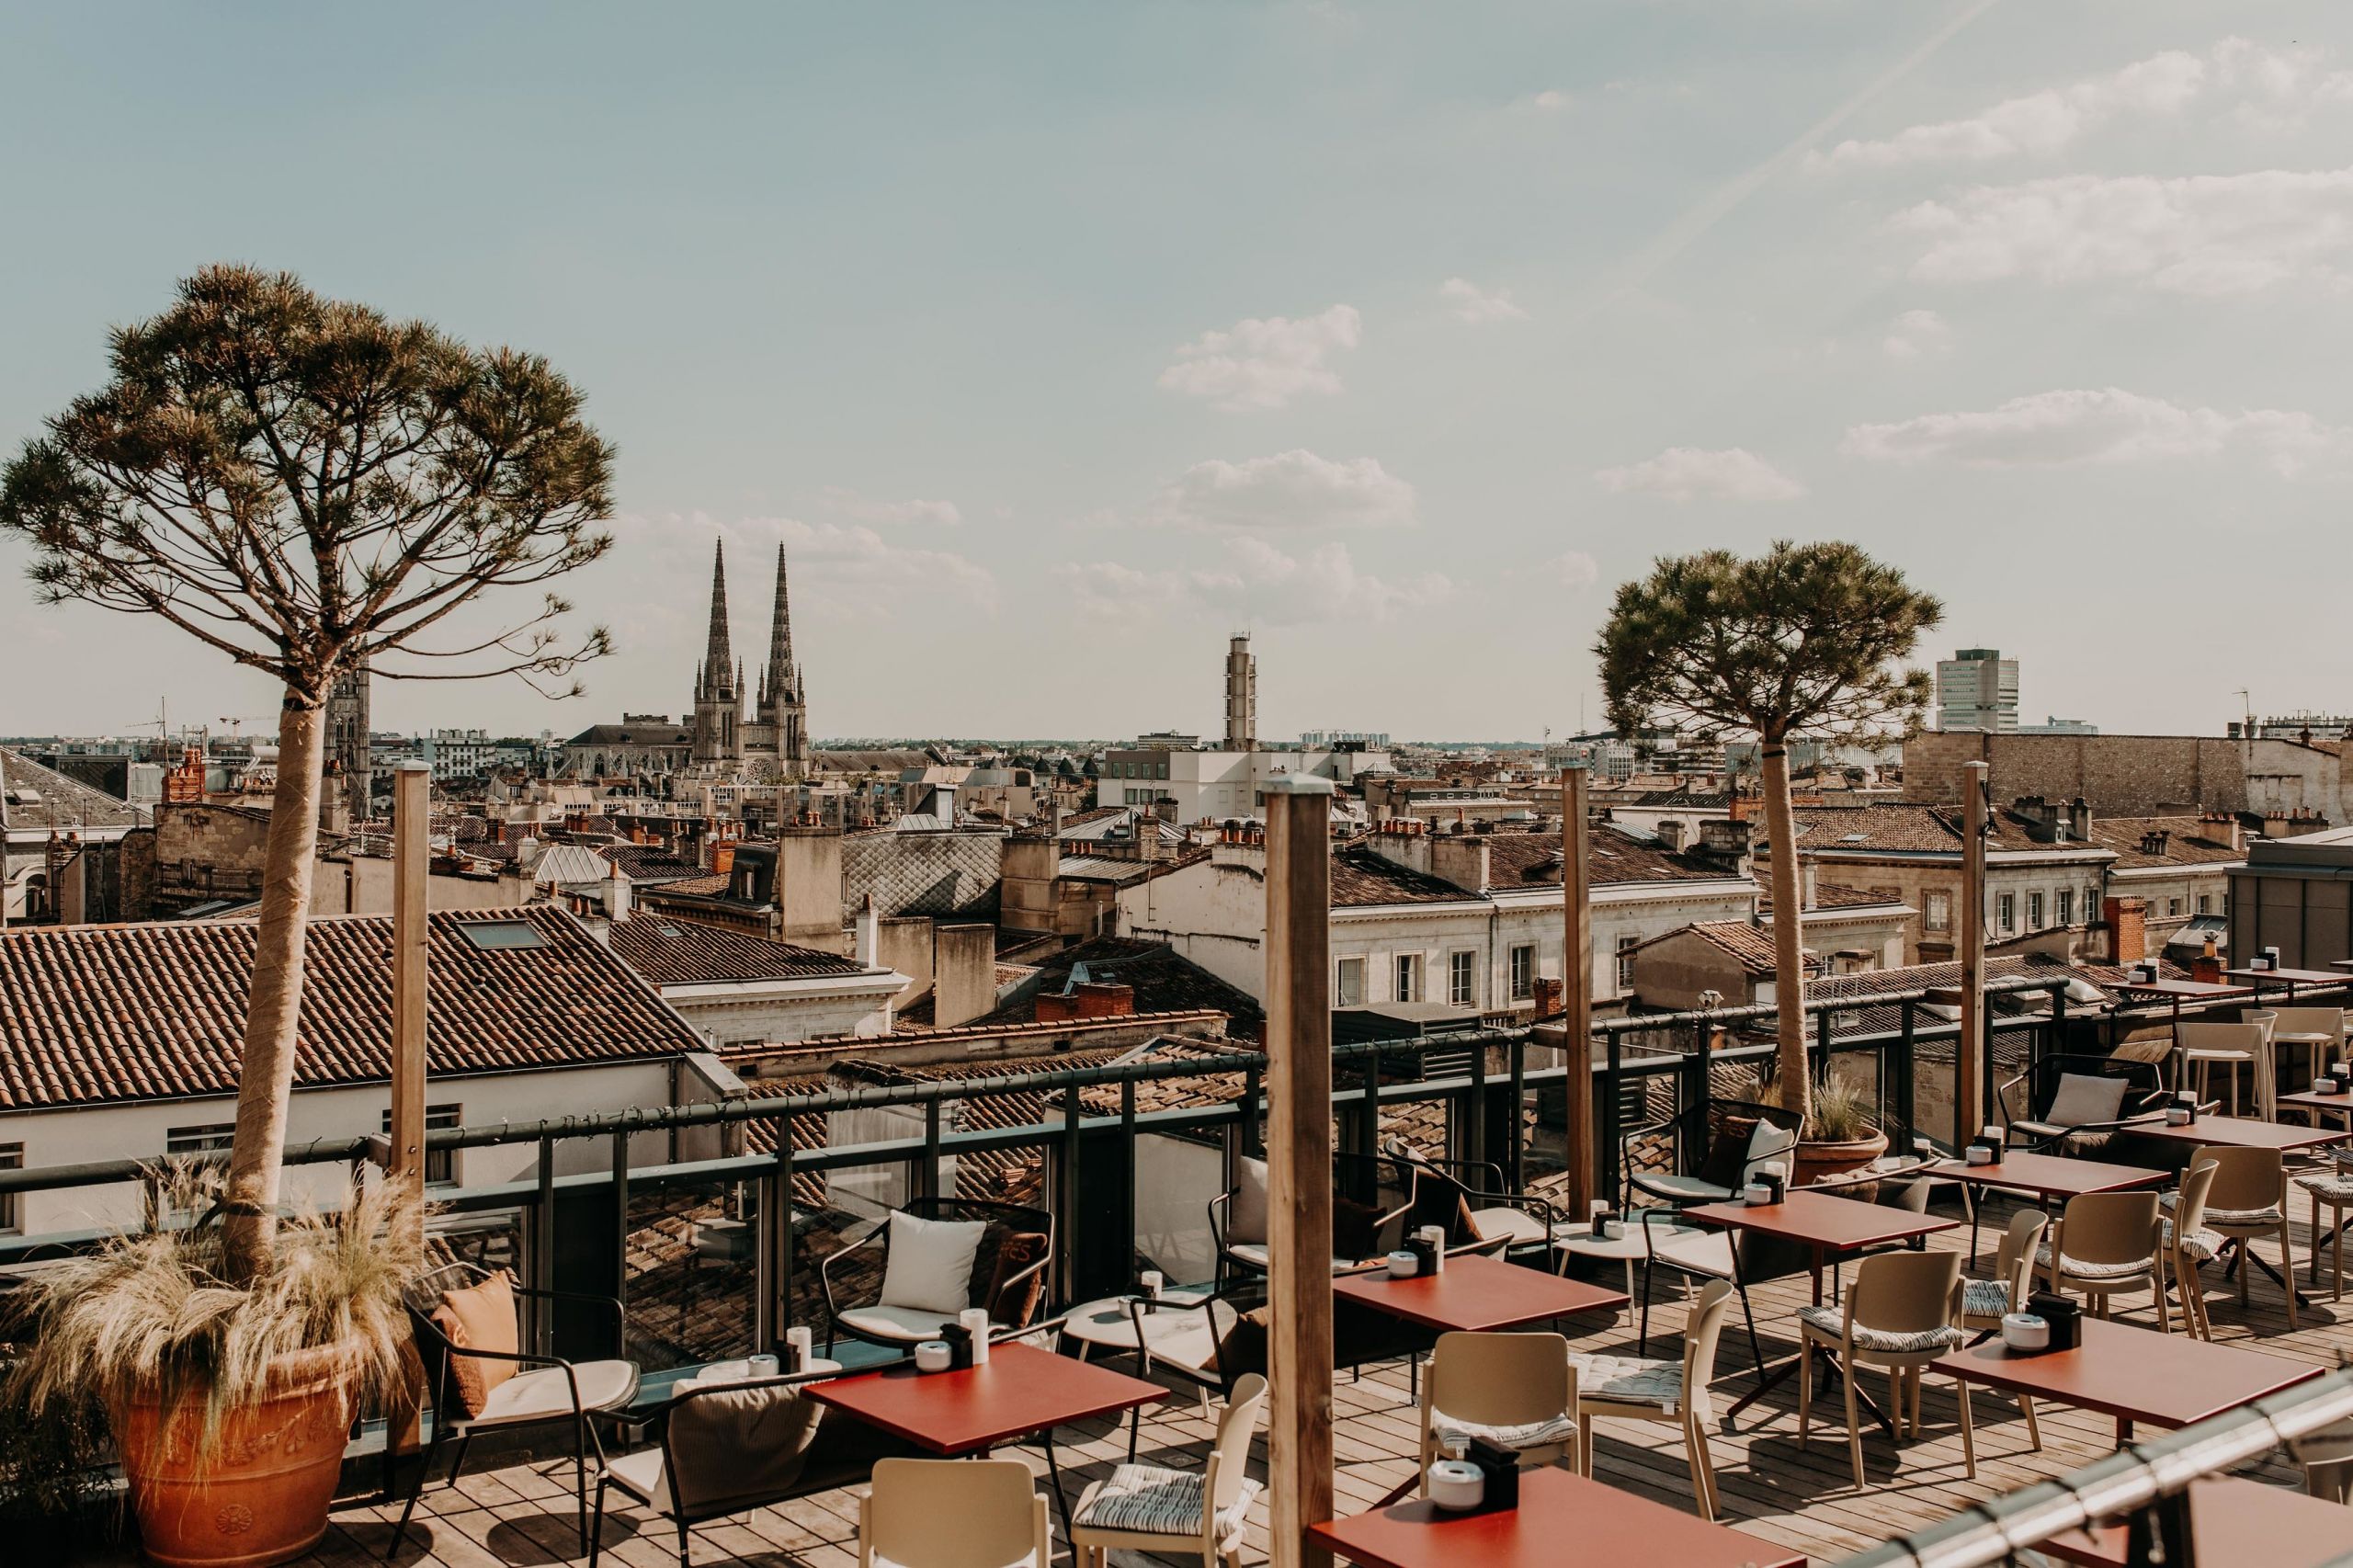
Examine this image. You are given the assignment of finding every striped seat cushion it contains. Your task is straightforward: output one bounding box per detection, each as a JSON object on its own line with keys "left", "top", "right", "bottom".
{"left": 2035, "top": 1244, "right": 2153, "bottom": 1282}
{"left": 1795, "top": 1305, "right": 1961, "bottom": 1354}
{"left": 2161, "top": 1220, "right": 2222, "bottom": 1262}
{"left": 1961, "top": 1278, "right": 2013, "bottom": 1319}
{"left": 2160, "top": 1191, "right": 2283, "bottom": 1227}
{"left": 1430, "top": 1410, "right": 1578, "bottom": 1453}
{"left": 1566, "top": 1352, "right": 1684, "bottom": 1410}
{"left": 2296, "top": 1173, "right": 2353, "bottom": 1204}
{"left": 1074, "top": 1463, "right": 1261, "bottom": 1543}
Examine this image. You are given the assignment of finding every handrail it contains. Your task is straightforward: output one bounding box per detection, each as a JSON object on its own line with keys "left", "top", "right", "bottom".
{"left": 1836, "top": 1369, "right": 2353, "bottom": 1568}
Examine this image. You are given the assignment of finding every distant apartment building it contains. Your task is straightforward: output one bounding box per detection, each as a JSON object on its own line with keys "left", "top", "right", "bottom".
{"left": 2020, "top": 716, "right": 2098, "bottom": 736}
{"left": 425, "top": 728, "right": 498, "bottom": 781}
{"left": 1096, "top": 744, "right": 1391, "bottom": 817}
{"left": 1935, "top": 647, "right": 2020, "bottom": 733}
{"left": 1301, "top": 730, "right": 1392, "bottom": 748}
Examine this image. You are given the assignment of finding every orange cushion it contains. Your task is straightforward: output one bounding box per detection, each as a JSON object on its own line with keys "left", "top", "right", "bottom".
{"left": 431, "top": 1271, "right": 520, "bottom": 1418}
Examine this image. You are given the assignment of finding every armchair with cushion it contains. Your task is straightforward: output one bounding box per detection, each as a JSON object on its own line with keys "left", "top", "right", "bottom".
{"left": 822, "top": 1198, "right": 1052, "bottom": 1355}
{"left": 1209, "top": 1152, "right": 1414, "bottom": 1286}
{"left": 392, "top": 1263, "right": 640, "bottom": 1558}
{"left": 1621, "top": 1099, "right": 1801, "bottom": 1211}
{"left": 589, "top": 1366, "right": 926, "bottom": 1568}
{"left": 1380, "top": 1142, "right": 1555, "bottom": 1259}
{"left": 1996, "top": 1054, "right": 2165, "bottom": 1155}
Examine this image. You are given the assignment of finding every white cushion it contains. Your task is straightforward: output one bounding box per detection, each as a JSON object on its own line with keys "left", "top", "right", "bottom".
{"left": 1431, "top": 1410, "right": 1578, "bottom": 1453}
{"left": 1647, "top": 1228, "right": 1734, "bottom": 1278}
{"left": 603, "top": 1445, "right": 675, "bottom": 1511}
{"left": 2035, "top": 1244, "right": 2154, "bottom": 1283}
{"left": 1745, "top": 1119, "right": 1799, "bottom": 1185}
{"left": 1632, "top": 1174, "right": 1736, "bottom": 1203}
{"left": 1224, "top": 1242, "right": 1358, "bottom": 1274}
{"left": 468, "top": 1358, "right": 637, "bottom": 1426}
{"left": 879, "top": 1210, "right": 986, "bottom": 1315}
{"left": 837, "top": 1304, "right": 967, "bottom": 1343}
{"left": 1469, "top": 1207, "right": 1548, "bottom": 1245}
{"left": 1075, "top": 1462, "right": 1260, "bottom": 1543}
{"left": 1231, "top": 1157, "right": 1271, "bottom": 1245}
{"left": 2045, "top": 1074, "right": 2129, "bottom": 1129}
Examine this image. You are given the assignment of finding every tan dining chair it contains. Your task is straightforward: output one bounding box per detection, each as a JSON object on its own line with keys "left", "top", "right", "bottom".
{"left": 1071, "top": 1374, "right": 1266, "bottom": 1568}
{"left": 2294, "top": 1153, "right": 2353, "bottom": 1300}
{"left": 1798, "top": 1250, "right": 1972, "bottom": 1489}
{"left": 2160, "top": 1157, "right": 2223, "bottom": 1340}
{"left": 2265, "top": 1006, "right": 2348, "bottom": 1087}
{"left": 2178, "top": 1023, "right": 2264, "bottom": 1119}
{"left": 1959, "top": 1210, "right": 2048, "bottom": 1450}
{"left": 2165, "top": 1144, "right": 2297, "bottom": 1328}
{"left": 1568, "top": 1278, "right": 1733, "bottom": 1518}
{"left": 859, "top": 1459, "right": 1049, "bottom": 1568}
{"left": 2036, "top": 1190, "right": 2168, "bottom": 1329}
{"left": 1417, "top": 1330, "right": 1580, "bottom": 1488}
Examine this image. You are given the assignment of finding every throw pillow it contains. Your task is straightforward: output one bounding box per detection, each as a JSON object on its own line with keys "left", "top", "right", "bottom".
{"left": 1230, "top": 1156, "right": 1271, "bottom": 1245}
{"left": 878, "top": 1210, "right": 988, "bottom": 1315}
{"left": 1213, "top": 1305, "right": 1274, "bottom": 1381}
{"left": 2045, "top": 1074, "right": 2129, "bottom": 1129}
{"left": 431, "top": 1271, "right": 520, "bottom": 1419}
{"left": 981, "top": 1231, "right": 1049, "bottom": 1326}
{"left": 1332, "top": 1195, "right": 1385, "bottom": 1262}
{"left": 1744, "top": 1119, "right": 1799, "bottom": 1184}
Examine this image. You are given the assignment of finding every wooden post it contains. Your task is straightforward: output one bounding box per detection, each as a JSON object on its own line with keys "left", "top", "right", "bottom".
{"left": 1957, "top": 760, "right": 1989, "bottom": 1144}
{"left": 1561, "top": 767, "right": 1597, "bottom": 1215}
{"left": 1264, "top": 775, "right": 1335, "bottom": 1568}
{"left": 386, "top": 760, "right": 430, "bottom": 1455}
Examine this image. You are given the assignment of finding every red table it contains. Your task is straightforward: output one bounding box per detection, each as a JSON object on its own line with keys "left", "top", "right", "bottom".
{"left": 1930, "top": 1152, "right": 2167, "bottom": 1262}
{"left": 2278, "top": 1085, "right": 2353, "bottom": 1131}
{"left": 806, "top": 1341, "right": 1163, "bottom": 1539}
{"left": 1333, "top": 1253, "right": 1629, "bottom": 1334}
{"left": 1685, "top": 1188, "right": 1958, "bottom": 1426}
{"left": 2123, "top": 1112, "right": 2344, "bottom": 1153}
{"left": 1309, "top": 1465, "right": 1802, "bottom": 1568}
{"left": 2223, "top": 967, "right": 2349, "bottom": 998}
{"left": 1929, "top": 1315, "right": 2317, "bottom": 1444}
{"left": 2037, "top": 1476, "right": 2353, "bottom": 1568}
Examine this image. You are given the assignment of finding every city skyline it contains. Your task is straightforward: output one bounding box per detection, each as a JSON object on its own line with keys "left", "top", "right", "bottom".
{"left": 3, "top": 1, "right": 2348, "bottom": 743}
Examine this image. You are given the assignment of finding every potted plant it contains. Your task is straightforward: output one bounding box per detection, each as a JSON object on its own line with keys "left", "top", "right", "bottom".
{"left": 1791, "top": 1078, "right": 1889, "bottom": 1187}
{"left": 8, "top": 1174, "right": 431, "bottom": 1568}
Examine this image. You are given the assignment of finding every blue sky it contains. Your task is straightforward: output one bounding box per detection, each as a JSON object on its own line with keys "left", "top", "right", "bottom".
{"left": 2, "top": 1, "right": 2347, "bottom": 744}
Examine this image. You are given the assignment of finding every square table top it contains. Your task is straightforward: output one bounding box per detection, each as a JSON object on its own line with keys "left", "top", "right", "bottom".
{"left": 1307, "top": 1465, "right": 1803, "bottom": 1568}
{"left": 2036, "top": 1477, "right": 2353, "bottom": 1568}
{"left": 803, "top": 1340, "right": 1163, "bottom": 1455}
{"left": 2112, "top": 979, "right": 2254, "bottom": 999}
{"left": 1927, "top": 1152, "right": 2166, "bottom": 1199}
{"left": 1684, "top": 1187, "right": 1960, "bottom": 1253}
{"left": 2277, "top": 1086, "right": 2353, "bottom": 1118}
{"left": 1930, "top": 1317, "right": 2317, "bottom": 1429}
{"left": 1332, "top": 1252, "right": 1629, "bottom": 1334}
{"left": 2124, "top": 1112, "right": 2345, "bottom": 1152}
{"left": 2224, "top": 967, "right": 2349, "bottom": 987}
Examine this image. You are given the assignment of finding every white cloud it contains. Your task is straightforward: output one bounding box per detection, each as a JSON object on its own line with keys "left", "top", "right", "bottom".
{"left": 1157, "top": 303, "right": 1361, "bottom": 411}
{"left": 1594, "top": 447, "right": 1804, "bottom": 502}
{"left": 1142, "top": 449, "right": 1417, "bottom": 531}
{"left": 1842, "top": 388, "right": 2352, "bottom": 477}
{"left": 1881, "top": 308, "right": 1953, "bottom": 359}
{"left": 1893, "top": 166, "right": 2353, "bottom": 295}
{"left": 1818, "top": 40, "right": 2351, "bottom": 172}
{"left": 1055, "top": 540, "right": 1451, "bottom": 627}
{"left": 1818, "top": 49, "right": 2205, "bottom": 168}
{"left": 1511, "top": 88, "right": 1570, "bottom": 114}
{"left": 1548, "top": 551, "right": 1599, "bottom": 589}
{"left": 819, "top": 486, "right": 963, "bottom": 526}
{"left": 1440, "top": 278, "right": 1528, "bottom": 324}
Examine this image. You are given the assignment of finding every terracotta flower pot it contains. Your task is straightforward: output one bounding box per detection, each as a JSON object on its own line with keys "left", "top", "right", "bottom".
{"left": 111, "top": 1344, "right": 357, "bottom": 1568}
{"left": 1792, "top": 1127, "right": 1888, "bottom": 1189}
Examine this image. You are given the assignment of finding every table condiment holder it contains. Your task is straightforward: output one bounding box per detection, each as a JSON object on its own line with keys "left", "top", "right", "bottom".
{"left": 2025, "top": 1290, "right": 2080, "bottom": 1351}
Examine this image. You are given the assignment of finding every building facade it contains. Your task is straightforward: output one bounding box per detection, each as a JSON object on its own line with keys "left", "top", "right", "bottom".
{"left": 689, "top": 540, "right": 810, "bottom": 774}
{"left": 1935, "top": 647, "right": 2020, "bottom": 733}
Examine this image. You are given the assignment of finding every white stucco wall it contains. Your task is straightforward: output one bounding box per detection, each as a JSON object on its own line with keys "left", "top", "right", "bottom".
{"left": 659, "top": 974, "right": 904, "bottom": 1050}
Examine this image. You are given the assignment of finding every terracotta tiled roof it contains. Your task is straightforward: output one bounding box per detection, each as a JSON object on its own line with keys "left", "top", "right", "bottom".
{"left": 1331, "top": 847, "right": 1465, "bottom": 906}
{"left": 1671, "top": 922, "right": 1782, "bottom": 975}
{"left": 606, "top": 918, "right": 872, "bottom": 985}
{"left": 1774, "top": 804, "right": 2109, "bottom": 857}
{"left": 1761, "top": 882, "right": 1909, "bottom": 915}
{"left": 596, "top": 843, "right": 709, "bottom": 883}
{"left": 1486, "top": 827, "right": 1745, "bottom": 888}
{"left": 0, "top": 905, "right": 703, "bottom": 1111}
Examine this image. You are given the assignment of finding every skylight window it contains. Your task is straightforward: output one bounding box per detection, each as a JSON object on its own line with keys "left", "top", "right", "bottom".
{"left": 457, "top": 919, "right": 547, "bottom": 951}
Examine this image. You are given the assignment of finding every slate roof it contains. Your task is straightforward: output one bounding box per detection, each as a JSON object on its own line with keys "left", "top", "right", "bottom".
{"left": 595, "top": 843, "right": 709, "bottom": 884}
{"left": 605, "top": 918, "right": 873, "bottom": 986}
{"left": 0, "top": 748, "right": 141, "bottom": 835}
{"left": 1774, "top": 804, "right": 2111, "bottom": 858}
{"left": 1331, "top": 846, "right": 1466, "bottom": 906}
{"left": 0, "top": 905, "right": 702, "bottom": 1111}
{"left": 2086, "top": 817, "right": 2245, "bottom": 869}
{"left": 563, "top": 722, "right": 692, "bottom": 747}
{"left": 972, "top": 937, "right": 1264, "bottom": 1028}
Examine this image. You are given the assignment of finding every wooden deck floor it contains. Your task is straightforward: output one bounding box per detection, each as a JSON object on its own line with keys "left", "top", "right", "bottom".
{"left": 300, "top": 1193, "right": 2346, "bottom": 1568}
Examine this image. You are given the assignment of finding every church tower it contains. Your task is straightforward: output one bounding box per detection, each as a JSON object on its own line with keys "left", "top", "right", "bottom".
{"left": 756, "top": 543, "right": 810, "bottom": 774}
{"left": 688, "top": 540, "right": 744, "bottom": 764}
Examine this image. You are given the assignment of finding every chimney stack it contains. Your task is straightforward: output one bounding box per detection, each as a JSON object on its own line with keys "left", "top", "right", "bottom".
{"left": 858, "top": 892, "right": 880, "bottom": 968}
{"left": 2101, "top": 895, "right": 2148, "bottom": 965}
{"left": 608, "top": 861, "right": 631, "bottom": 923}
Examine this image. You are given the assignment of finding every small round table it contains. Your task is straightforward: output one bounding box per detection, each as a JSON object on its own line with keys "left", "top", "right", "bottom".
{"left": 1059, "top": 1290, "right": 1214, "bottom": 1362}
{"left": 1550, "top": 1221, "right": 1692, "bottom": 1298}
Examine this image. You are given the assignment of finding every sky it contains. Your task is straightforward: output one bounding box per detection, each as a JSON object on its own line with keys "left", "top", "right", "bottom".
{"left": 1, "top": 0, "right": 2348, "bottom": 746}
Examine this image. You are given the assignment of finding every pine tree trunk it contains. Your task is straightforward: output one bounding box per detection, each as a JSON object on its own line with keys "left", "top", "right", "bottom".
{"left": 1758, "top": 743, "right": 1813, "bottom": 1128}
{"left": 219, "top": 693, "right": 327, "bottom": 1284}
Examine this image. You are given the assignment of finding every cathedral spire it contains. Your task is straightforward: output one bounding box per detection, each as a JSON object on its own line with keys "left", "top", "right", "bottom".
{"left": 702, "top": 540, "right": 733, "bottom": 693}
{"left": 764, "top": 542, "right": 796, "bottom": 709}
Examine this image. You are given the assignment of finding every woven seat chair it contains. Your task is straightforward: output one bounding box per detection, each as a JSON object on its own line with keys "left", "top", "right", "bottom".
{"left": 1798, "top": 1250, "right": 1973, "bottom": 1489}
{"left": 859, "top": 1458, "right": 1049, "bottom": 1568}
{"left": 1416, "top": 1329, "right": 1581, "bottom": 1489}
{"left": 1570, "top": 1278, "right": 1734, "bottom": 1518}
{"left": 1071, "top": 1374, "right": 1267, "bottom": 1568}
{"left": 2036, "top": 1189, "right": 2168, "bottom": 1329}
{"left": 2163, "top": 1144, "right": 2297, "bottom": 1329}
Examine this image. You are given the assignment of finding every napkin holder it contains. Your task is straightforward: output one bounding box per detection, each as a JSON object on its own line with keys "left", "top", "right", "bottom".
{"left": 1457, "top": 1437, "right": 1519, "bottom": 1515}
{"left": 938, "top": 1320, "right": 979, "bottom": 1371}
{"left": 2318, "top": 1074, "right": 2347, "bottom": 1096}
{"left": 2026, "top": 1290, "right": 2080, "bottom": 1352}
{"left": 1404, "top": 1233, "right": 1441, "bottom": 1278}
